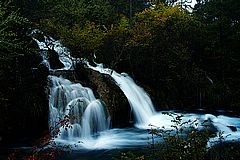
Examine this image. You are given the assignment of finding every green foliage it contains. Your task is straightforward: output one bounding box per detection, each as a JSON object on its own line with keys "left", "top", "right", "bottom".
{"left": 148, "top": 112, "right": 211, "bottom": 160}
{"left": 110, "top": 0, "right": 149, "bottom": 18}
{"left": 38, "top": 1, "right": 239, "bottom": 110}
{"left": 2, "top": 0, "right": 239, "bottom": 116}
{"left": 121, "top": 4, "right": 206, "bottom": 109}
{"left": 113, "top": 113, "right": 240, "bottom": 160}
{"left": 207, "top": 141, "right": 240, "bottom": 160}
{"left": 0, "top": 1, "right": 28, "bottom": 64}
{"left": 0, "top": 1, "right": 49, "bottom": 147}
{"left": 51, "top": 0, "right": 114, "bottom": 26}
{"left": 39, "top": 19, "right": 108, "bottom": 57}
{"left": 113, "top": 151, "right": 145, "bottom": 160}
{"left": 34, "top": 0, "right": 115, "bottom": 58}
{"left": 0, "top": 1, "right": 29, "bottom": 116}
{"left": 192, "top": 0, "right": 240, "bottom": 109}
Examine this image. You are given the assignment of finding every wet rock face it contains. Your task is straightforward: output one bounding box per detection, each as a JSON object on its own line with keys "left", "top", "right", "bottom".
{"left": 52, "top": 64, "right": 132, "bottom": 128}
{"left": 227, "top": 126, "right": 237, "bottom": 132}
{"left": 75, "top": 66, "right": 131, "bottom": 128}
{"left": 48, "top": 49, "right": 65, "bottom": 69}
{"left": 49, "top": 70, "right": 76, "bottom": 80}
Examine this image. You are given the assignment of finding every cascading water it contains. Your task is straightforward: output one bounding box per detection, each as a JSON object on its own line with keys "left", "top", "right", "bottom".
{"left": 47, "top": 75, "right": 146, "bottom": 149}
{"left": 32, "top": 30, "right": 240, "bottom": 150}
{"left": 87, "top": 63, "right": 156, "bottom": 128}
{"left": 85, "top": 61, "right": 240, "bottom": 145}
{"left": 31, "top": 29, "right": 74, "bottom": 70}
{"left": 49, "top": 76, "right": 109, "bottom": 140}
{"left": 31, "top": 30, "right": 110, "bottom": 144}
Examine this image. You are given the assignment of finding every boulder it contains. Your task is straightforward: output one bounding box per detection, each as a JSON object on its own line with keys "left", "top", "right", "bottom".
{"left": 75, "top": 65, "right": 131, "bottom": 127}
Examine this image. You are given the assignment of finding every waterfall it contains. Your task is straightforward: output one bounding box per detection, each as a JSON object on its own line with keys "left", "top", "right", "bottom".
{"left": 49, "top": 76, "right": 109, "bottom": 140}
{"left": 31, "top": 30, "right": 240, "bottom": 150}
{"left": 32, "top": 29, "right": 156, "bottom": 128}
{"left": 32, "top": 30, "right": 110, "bottom": 140}
{"left": 31, "top": 29, "right": 75, "bottom": 70}
{"left": 87, "top": 63, "right": 156, "bottom": 128}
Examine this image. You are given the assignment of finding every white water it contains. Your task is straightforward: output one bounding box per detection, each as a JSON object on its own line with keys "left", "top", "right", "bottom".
{"left": 87, "top": 63, "right": 156, "bottom": 128}
{"left": 86, "top": 63, "right": 240, "bottom": 146}
{"left": 49, "top": 76, "right": 110, "bottom": 141}
{"left": 31, "top": 29, "right": 75, "bottom": 70}
{"left": 32, "top": 30, "right": 240, "bottom": 150}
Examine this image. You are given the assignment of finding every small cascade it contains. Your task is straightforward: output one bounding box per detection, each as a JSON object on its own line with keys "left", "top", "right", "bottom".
{"left": 87, "top": 63, "right": 156, "bottom": 128}
{"left": 31, "top": 29, "right": 75, "bottom": 70}
{"left": 49, "top": 75, "right": 109, "bottom": 140}
{"left": 81, "top": 100, "right": 109, "bottom": 138}
{"left": 31, "top": 30, "right": 110, "bottom": 141}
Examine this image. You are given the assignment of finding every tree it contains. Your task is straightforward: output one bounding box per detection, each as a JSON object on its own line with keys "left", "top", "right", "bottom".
{"left": 0, "top": 1, "right": 48, "bottom": 144}
{"left": 0, "top": 1, "right": 28, "bottom": 65}
{"left": 193, "top": 0, "right": 240, "bottom": 109}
